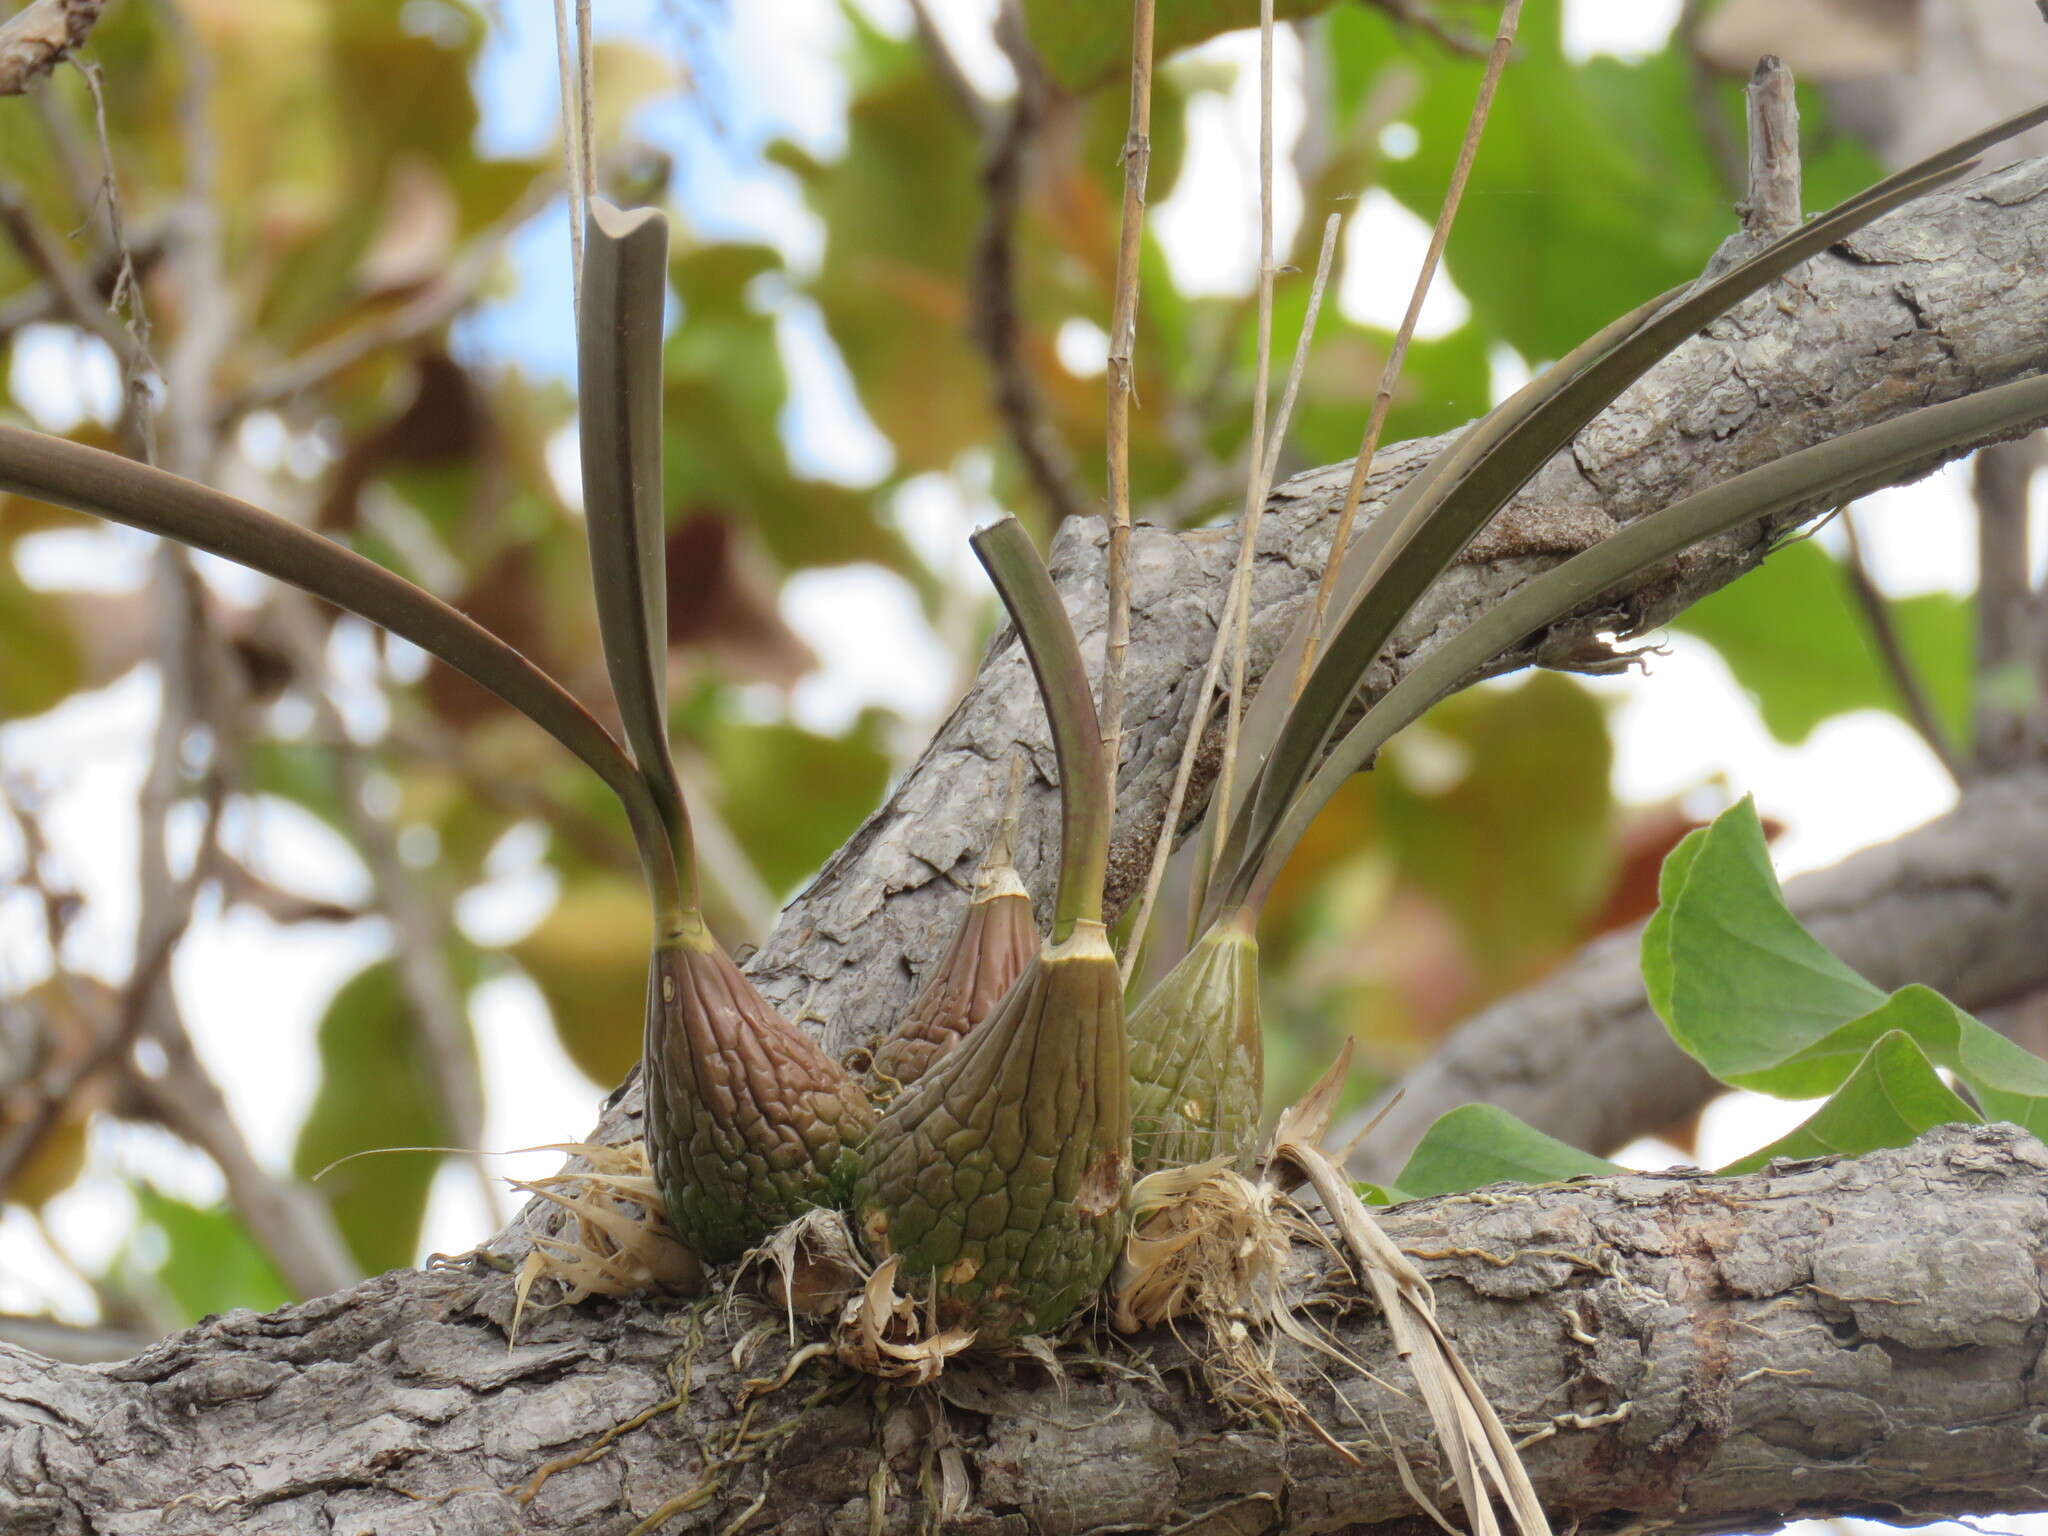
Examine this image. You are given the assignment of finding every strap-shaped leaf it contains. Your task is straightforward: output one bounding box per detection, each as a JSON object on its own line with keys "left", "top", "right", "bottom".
{"left": 1213, "top": 99, "right": 2048, "bottom": 913}
{"left": 579, "top": 198, "right": 696, "bottom": 922}
{"left": 1220, "top": 367, "right": 2048, "bottom": 909}
{"left": 0, "top": 422, "right": 682, "bottom": 918}
{"left": 1211, "top": 283, "right": 1680, "bottom": 830}
{"left": 971, "top": 517, "right": 1110, "bottom": 941}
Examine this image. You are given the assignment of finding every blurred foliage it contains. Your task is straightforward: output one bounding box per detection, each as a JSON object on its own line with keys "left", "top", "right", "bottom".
{"left": 119, "top": 1184, "right": 293, "bottom": 1327}
{"left": 1671, "top": 537, "right": 1973, "bottom": 748}
{"left": 292, "top": 958, "right": 477, "bottom": 1276}
{"left": 0, "top": 0, "right": 1968, "bottom": 1318}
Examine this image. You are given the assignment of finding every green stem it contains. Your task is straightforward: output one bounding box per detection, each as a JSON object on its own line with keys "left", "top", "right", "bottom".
{"left": 0, "top": 422, "right": 684, "bottom": 922}
{"left": 972, "top": 517, "right": 1110, "bottom": 940}
{"left": 578, "top": 198, "right": 697, "bottom": 923}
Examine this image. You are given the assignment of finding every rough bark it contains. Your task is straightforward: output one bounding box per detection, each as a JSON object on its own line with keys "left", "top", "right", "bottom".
{"left": 1345, "top": 769, "right": 2048, "bottom": 1173}
{"left": 10, "top": 1124, "right": 2048, "bottom": 1534}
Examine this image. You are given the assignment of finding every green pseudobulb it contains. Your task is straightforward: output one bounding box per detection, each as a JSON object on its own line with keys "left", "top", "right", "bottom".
{"left": 853, "top": 920, "right": 1128, "bottom": 1339}
{"left": 1127, "top": 911, "right": 1263, "bottom": 1174}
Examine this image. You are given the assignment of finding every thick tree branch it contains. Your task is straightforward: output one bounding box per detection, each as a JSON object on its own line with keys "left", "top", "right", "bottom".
{"left": 9, "top": 1124, "right": 2048, "bottom": 1533}
{"left": 1343, "top": 768, "right": 2048, "bottom": 1172}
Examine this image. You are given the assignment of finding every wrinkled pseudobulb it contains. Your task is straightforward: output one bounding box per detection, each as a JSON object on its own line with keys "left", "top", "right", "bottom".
{"left": 644, "top": 919, "right": 875, "bottom": 1262}
{"left": 1126, "top": 910, "right": 1263, "bottom": 1173}
{"left": 852, "top": 920, "right": 1128, "bottom": 1339}
{"left": 872, "top": 858, "right": 1036, "bottom": 1089}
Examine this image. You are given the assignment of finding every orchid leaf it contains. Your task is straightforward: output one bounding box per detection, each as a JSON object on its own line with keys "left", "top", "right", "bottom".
{"left": 1239, "top": 367, "right": 2048, "bottom": 900}
{"left": 971, "top": 518, "right": 1109, "bottom": 939}
{"left": 578, "top": 199, "right": 694, "bottom": 918}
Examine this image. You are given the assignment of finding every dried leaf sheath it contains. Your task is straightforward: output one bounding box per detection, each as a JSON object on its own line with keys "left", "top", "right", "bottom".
{"left": 855, "top": 922, "right": 1127, "bottom": 1337}
{"left": 873, "top": 850, "right": 1036, "bottom": 1088}
{"left": 645, "top": 922, "right": 875, "bottom": 1262}
{"left": 1127, "top": 911, "right": 1262, "bottom": 1174}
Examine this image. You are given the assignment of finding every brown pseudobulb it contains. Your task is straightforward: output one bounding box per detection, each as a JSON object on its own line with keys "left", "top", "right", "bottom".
{"left": 644, "top": 915, "right": 875, "bottom": 1263}
{"left": 872, "top": 776, "right": 1036, "bottom": 1089}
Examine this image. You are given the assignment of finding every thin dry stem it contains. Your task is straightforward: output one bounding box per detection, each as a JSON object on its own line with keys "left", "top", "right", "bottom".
{"left": 1840, "top": 513, "right": 1965, "bottom": 785}
{"left": 1290, "top": 0, "right": 1523, "bottom": 702}
{"left": 1212, "top": 0, "right": 1279, "bottom": 875}
{"left": 553, "top": 0, "right": 585, "bottom": 285}
{"left": 1101, "top": 0, "right": 1156, "bottom": 808}
{"left": 1120, "top": 213, "right": 1341, "bottom": 979}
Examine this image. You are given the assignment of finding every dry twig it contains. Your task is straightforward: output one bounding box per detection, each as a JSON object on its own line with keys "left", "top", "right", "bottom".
{"left": 1291, "top": 0, "right": 1523, "bottom": 700}
{"left": 1101, "top": 0, "right": 1156, "bottom": 809}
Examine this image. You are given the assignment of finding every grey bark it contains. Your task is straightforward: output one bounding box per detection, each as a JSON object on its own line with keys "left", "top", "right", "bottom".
{"left": 1345, "top": 768, "right": 2048, "bottom": 1174}
{"left": 11, "top": 1124, "right": 2048, "bottom": 1534}
{"left": 9, "top": 126, "right": 2048, "bottom": 1536}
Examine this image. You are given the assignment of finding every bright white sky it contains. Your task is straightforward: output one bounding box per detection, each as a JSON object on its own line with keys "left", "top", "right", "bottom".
{"left": 0, "top": 1, "right": 2017, "bottom": 1414}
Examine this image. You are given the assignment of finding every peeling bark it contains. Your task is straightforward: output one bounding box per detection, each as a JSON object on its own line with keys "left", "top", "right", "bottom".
{"left": 10, "top": 1126, "right": 2048, "bottom": 1534}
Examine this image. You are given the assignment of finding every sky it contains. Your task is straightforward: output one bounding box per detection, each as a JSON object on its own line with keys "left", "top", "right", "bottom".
{"left": 0, "top": 0, "right": 2020, "bottom": 1373}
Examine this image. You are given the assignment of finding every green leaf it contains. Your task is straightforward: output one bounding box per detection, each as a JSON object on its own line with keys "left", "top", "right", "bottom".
{"left": 1673, "top": 538, "right": 1973, "bottom": 747}
{"left": 513, "top": 875, "right": 654, "bottom": 1087}
{"left": 0, "top": 559, "right": 83, "bottom": 720}
{"left": 1023, "top": 0, "right": 1338, "bottom": 95}
{"left": 292, "top": 958, "right": 471, "bottom": 1275}
{"left": 1641, "top": 796, "right": 1886, "bottom": 1084}
{"left": 1770, "top": 985, "right": 2048, "bottom": 1137}
{"left": 1392, "top": 1103, "right": 1622, "bottom": 1200}
{"left": 1334, "top": 5, "right": 1887, "bottom": 362}
{"left": 1648, "top": 801, "right": 2048, "bottom": 1141}
{"left": 1719, "top": 1030, "right": 1978, "bottom": 1175}
{"left": 703, "top": 711, "right": 894, "bottom": 898}
{"left": 125, "top": 1185, "right": 292, "bottom": 1325}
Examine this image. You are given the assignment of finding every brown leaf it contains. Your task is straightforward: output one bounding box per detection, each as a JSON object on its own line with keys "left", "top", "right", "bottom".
{"left": 665, "top": 512, "right": 814, "bottom": 688}
{"left": 319, "top": 351, "right": 489, "bottom": 531}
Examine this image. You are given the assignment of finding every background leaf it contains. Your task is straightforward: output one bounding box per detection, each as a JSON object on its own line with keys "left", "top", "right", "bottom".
{"left": 1388, "top": 1103, "right": 1622, "bottom": 1201}
{"left": 122, "top": 1186, "right": 292, "bottom": 1325}
{"left": 1673, "top": 539, "right": 1973, "bottom": 747}
{"left": 1719, "top": 1030, "right": 1978, "bottom": 1174}
{"left": 291, "top": 959, "right": 470, "bottom": 1275}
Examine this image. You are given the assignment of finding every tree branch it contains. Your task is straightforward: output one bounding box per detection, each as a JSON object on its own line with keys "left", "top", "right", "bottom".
{"left": 0, "top": 0, "right": 103, "bottom": 97}
{"left": 9, "top": 1124, "right": 2048, "bottom": 1533}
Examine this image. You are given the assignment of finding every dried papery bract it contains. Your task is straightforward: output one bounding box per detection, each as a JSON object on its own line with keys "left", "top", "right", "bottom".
{"left": 852, "top": 517, "right": 1128, "bottom": 1342}
{"left": 576, "top": 201, "right": 873, "bottom": 1263}
{"left": 872, "top": 763, "right": 1036, "bottom": 1089}
{"left": 503, "top": 1140, "right": 702, "bottom": 1342}
{"left": 1126, "top": 905, "right": 1262, "bottom": 1173}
